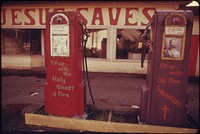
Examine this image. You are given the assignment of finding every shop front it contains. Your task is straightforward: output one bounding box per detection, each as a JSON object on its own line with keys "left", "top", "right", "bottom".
{"left": 1, "top": 1, "right": 199, "bottom": 75}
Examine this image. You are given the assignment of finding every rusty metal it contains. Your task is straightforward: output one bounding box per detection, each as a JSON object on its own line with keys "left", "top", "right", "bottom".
{"left": 139, "top": 10, "right": 193, "bottom": 127}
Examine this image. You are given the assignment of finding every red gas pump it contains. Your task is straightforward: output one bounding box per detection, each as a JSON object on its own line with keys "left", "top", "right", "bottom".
{"left": 44, "top": 11, "right": 88, "bottom": 117}
{"left": 139, "top": 10, "right": 193, "bottom": 127}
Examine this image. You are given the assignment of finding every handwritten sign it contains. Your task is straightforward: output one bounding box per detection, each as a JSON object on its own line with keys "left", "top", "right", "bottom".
{"left": 165, "top": 26, "right": 185, "bottom": 35}
{"left": 156, "top": 85, "right": 182, "bottom": 107}
{"left": 50, "top": 59, "right": 73, "bottom": 98}
{"left": 156, "top": 62, "right": 184, "bottom": 121}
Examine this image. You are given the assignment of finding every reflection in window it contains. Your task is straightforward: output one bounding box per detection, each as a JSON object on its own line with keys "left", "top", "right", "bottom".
{"left": 1, "top": 29, "right": 41, "bottom": 55}
{"left": 116, "top": 29, "right": 148, "bottom": 60}
{"left": 86, "top": 29, "right": 107, "bottom": 58}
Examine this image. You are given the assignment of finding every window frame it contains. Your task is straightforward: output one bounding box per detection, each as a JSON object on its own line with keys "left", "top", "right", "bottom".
{"left": 86, "top": 26, "right": 110, "bottom": 60}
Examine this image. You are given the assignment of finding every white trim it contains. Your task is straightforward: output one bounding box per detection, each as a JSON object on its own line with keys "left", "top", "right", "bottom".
{"left": 186, "top": 1, "right": 199, "bottom": 7}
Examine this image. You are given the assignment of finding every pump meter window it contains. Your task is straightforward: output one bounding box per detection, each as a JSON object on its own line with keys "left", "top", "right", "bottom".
{"left": 51, "top": 25, "right": 69, "bottom": 57}
{"left": 50, "top": 14, "right": 70, "bottom": 57}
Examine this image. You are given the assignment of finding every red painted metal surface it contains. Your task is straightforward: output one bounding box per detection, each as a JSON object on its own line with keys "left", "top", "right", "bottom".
{"left": 140, "top": 10, "right": 193, "bottom": 127}
{"left": 44, "top": 11, "right": 84, "bottom": 117}
{"left": 189, "top": 35, "right": 199, "bottom": 76}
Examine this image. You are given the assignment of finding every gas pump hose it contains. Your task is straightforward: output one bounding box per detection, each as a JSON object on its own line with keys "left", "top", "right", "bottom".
{"left": 81, "top": 22, "right": 95, "bottom": 114}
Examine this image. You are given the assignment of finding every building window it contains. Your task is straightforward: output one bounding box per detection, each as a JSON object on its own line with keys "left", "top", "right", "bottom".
{"left": 116, "top": 29, "right": 148, "bottom": 60}
{"left": 86, "top": 29, "right": 107, "bottom": 58}
{"left": 1, "top": 29, "right": 41, "bottom": 55}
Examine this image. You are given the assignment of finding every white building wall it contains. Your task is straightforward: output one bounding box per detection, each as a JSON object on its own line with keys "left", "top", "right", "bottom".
{"left": 1, "top": 2, "right": 199, "bottom": 76}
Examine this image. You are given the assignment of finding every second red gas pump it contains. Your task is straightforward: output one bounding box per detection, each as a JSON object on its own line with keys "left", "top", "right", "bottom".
{"left": 139, "top": 10, "right": 193, "bottom": 127}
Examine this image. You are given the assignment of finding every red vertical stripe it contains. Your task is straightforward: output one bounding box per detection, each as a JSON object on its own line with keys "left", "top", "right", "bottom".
{"left": 189, "top": 35, "right": 199, "bottom": 76}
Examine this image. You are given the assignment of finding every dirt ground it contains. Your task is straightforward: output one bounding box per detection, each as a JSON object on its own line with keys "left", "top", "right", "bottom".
{"left": 1, "top": 69, "right": 199, "bottom": 132}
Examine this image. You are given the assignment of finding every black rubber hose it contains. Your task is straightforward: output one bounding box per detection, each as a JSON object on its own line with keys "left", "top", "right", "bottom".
{"left": 80, "top": 22, "right": 95, "bottom": 114}
{"left": 81, "top": 30, "right": 87, "bottom": 113}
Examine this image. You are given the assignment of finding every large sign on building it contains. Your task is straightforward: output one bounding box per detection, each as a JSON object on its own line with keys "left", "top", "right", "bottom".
{"left": 1, "top": 4, "right": 177, "bottom": 28}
